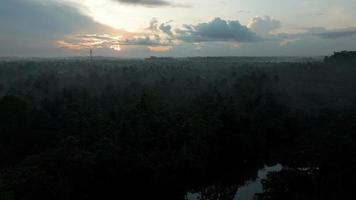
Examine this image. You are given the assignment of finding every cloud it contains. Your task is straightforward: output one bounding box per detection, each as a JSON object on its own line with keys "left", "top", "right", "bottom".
{"left": 146, "top": 18, "right": 173, "bottom": 36}
{"left": 316, "top": 28, "right": 356, "bottom": 39}
{"left": 56, "top": 34, "right": 122, "bottom": 51}
{"left": 247, "top": 16, "right": 282, "bottom": 35}
{"left": 57, "top": 33, "right": 173, "bottom": 52}
{"left": 237, "top": 10, "right": 251, "bottom": 14}
{"left": 303, "top": 27, "right": 327, "bottom": 34}
{"left": 147, "top": 18, "right": 159, "bottom": 31}
{"left": 0, "top": 0, "right": 124, "bottom": 56}
{"left": 148, "top": 46, "right": 172, "bottom": 52}
{"left": 111, "top": 0, "right": 187, "bottom": 7}
{"left": 280, "top": 38, "right": 300, "bottom": 46}
{"left": 56, "top": 18, "right": 176, "bottom": 53}
{"left": 159, "top": 23, "right": 173, "bottom": 36}
{"left": 176, "top": 17, "right": 260, "bottom": 43}
{"left": 271, "top": 26, "right": 356, "bottom": 47}
{"left": 285, "top": 27, "right": 356, "bottom": 39}
{"left": 122, "top": 35, "right": 168, "bottom": 46}
{"left": 0, "top": 0, "right": 118, "bottom": 37}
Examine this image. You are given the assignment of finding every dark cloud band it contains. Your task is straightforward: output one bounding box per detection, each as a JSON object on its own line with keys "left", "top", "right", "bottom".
{"left": 317, "top": 29, "right": 356, "bottom": 39}
{"left": 111, "top": 0, "right": 187, "bottom": 7}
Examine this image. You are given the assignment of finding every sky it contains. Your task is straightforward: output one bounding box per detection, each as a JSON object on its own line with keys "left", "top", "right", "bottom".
{"left": 0, "top": 0, "right": 355, "bottom": 57}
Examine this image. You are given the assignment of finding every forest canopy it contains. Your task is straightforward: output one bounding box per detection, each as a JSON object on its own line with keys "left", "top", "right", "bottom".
{"left": 0, "top": 52, "right": 356, "bottom": 200}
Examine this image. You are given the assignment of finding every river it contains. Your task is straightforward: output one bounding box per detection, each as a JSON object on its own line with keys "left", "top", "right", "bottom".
{"left": 186, "top": 164, "right": 283, "bottom": 200}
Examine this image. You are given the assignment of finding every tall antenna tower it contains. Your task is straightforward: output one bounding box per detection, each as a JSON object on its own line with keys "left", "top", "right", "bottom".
{"left": 90, "top": 49, "right": 93, "bottom": 62}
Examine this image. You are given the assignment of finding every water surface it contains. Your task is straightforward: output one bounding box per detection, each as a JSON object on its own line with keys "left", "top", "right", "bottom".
{"left": 186, "top": 164, "right": 283, "bottom": 200}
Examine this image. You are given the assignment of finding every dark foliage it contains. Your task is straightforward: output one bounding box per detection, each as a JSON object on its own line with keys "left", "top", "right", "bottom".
{"left": 0, "top": 52, "right": 355, "bottom": 199}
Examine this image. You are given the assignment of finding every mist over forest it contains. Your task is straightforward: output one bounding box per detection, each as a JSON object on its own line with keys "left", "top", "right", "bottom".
{"left": 0, "top": 51, "right": 356, "bottom": 200}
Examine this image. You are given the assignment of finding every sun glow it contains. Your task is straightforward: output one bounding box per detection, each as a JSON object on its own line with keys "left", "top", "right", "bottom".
{"left": 56, "top": 34, "right": 123, "bottom": 51}
{"left": 148, "top": 46, "right": 172, "bottom": 52}
{"left": 111, "top": 45, "right": 122, "bottom": 51}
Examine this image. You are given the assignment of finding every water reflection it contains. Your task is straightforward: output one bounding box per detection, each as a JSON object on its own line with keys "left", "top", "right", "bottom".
{"left": 234, "top": 164, "right": 283, "bottom": 200}
{"left": 186, "top": 164, "right": 283, "bottom": 200}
